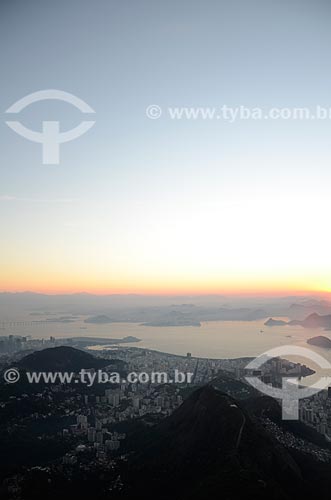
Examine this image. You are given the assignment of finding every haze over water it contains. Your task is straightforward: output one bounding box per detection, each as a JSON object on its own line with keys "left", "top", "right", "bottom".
{"left": 2, "top": 317, "right": 330, "bottom": 362}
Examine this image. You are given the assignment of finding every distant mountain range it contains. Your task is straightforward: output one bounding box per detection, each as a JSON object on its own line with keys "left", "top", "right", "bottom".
{"left": 1, "top": 292, "right": 331, "bottom": 328}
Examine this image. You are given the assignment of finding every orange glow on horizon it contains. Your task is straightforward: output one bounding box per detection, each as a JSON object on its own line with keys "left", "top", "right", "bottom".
{"left": 1, "top": 257, "right": 329, "bottom": 297}
{"left": 1, "top": 278, "right": 330, "bottom": 297}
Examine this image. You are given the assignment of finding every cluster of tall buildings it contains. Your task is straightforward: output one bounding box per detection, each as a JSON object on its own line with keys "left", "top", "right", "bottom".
{"left": 0, "top": 335, "right": 29, "bottom": 353}
{"left": 300, "top": 389, "right": 331, "bottom": 439}
{"left": 61, "top": 380, "right": 184, "bottom": 463}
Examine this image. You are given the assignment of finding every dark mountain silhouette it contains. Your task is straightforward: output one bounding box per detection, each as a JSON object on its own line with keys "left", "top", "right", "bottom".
{"left": 243, "top": 395, "right": 331, "bottom": 449}
{"left": 121, "top": 386, "right": 307, "bottom": 500}
{"left": 212, "top": 369, "right": 258, "bottom": 399}
{"left": 17, "top": 346, "right": 111, "bottom": 371}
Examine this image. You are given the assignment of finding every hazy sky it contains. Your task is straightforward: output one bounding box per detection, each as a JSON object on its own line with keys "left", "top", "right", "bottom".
{"left": 1, "top": 0, "right": 331, "bottom": 294}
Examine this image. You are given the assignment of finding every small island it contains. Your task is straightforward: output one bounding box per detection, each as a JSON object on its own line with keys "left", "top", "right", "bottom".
{"left": 84, "top": 315, "right": 113, "bottom": 324}
{"left": 307, "top": 336, "right": 331, "bottom": 349}
{"left": 58, "top": 336, "right": 141, "bottom": 348}
{"left": 264, "top": 318, "right": 288, "bottom": 327}
{"left": 141, "top": 320, "right": 201, "bottom": 327}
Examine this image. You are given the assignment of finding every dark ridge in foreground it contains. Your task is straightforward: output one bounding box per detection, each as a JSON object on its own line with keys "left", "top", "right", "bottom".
{"left": 120, "top": 386, "right": 306, "bottom": 500}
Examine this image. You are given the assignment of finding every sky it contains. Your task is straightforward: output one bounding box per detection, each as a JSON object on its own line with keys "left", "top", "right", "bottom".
{"left": 0, "top": 0, "right": 331, "bottom": 295}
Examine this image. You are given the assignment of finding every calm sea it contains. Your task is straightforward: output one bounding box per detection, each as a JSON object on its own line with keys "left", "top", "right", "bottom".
{"left": 3, "top": 317, "right": 331, "bottom": 375}
{"left": 81, "top": 320, "right": 330, "bottom": 388}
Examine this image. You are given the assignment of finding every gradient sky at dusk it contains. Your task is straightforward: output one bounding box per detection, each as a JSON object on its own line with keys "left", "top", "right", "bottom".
{"left": 1, "top": 0, "right": 331, "bottom": 294}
